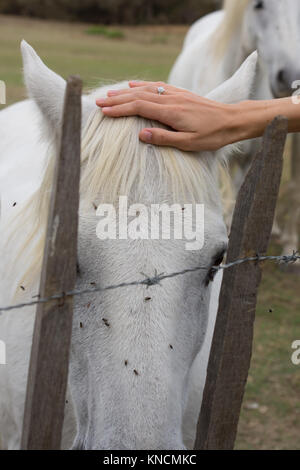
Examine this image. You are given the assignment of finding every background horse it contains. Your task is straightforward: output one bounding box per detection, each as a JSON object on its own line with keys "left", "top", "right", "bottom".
{"left": 0, "top": 41, "right": 257, "bottom": 450}
{"left": 169, "top": 0, "right": 300, "bottom": 264}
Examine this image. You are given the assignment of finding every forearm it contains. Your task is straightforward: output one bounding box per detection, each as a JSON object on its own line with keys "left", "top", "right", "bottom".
{"left": 97, "top": 81, "right": 300, "bottom": 151}
{"left": 231, "top": 98, "right": 300, "bottom": 144}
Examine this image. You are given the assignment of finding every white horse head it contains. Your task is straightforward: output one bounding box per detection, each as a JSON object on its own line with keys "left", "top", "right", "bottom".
{"left": 172, "top": 0, "right": 300, "bottom": 99}
{"left": 10, "top": 42, "right": 257, "bottom": 450}
{"left": 233, "top": 0, "right": 300, "bottom": 97}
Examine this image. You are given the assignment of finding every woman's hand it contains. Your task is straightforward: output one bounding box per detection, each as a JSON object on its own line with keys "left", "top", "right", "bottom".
{"left": 96, "top": 81, "right": 299, "bottom": 151}
{"left": 96, "top": 81, "right": 240, "bottom": 152}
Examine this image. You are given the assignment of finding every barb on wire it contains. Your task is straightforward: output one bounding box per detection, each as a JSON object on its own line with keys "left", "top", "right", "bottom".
{"left": 0, "top": 252, "right": 299, "bottom": 314}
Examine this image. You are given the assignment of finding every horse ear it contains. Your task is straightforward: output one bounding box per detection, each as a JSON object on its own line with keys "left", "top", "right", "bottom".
{"left": 206, "top": 51, "right": 258, "bottom": 104}
{"left": 21, "top": 40, "right": 95, "bottom": 135}
{"left": 21, "top": 40, "right": 67, "bottom": 135}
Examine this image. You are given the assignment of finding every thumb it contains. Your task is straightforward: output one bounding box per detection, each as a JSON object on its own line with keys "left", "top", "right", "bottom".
{"left": 139, "top": 128, "right": 194, "bottom": 151}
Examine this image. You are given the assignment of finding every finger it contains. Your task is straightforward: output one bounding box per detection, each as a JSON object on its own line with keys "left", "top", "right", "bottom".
{"left": 106, "top": 84, "right": 173, "bottom": 98}
{"left": 140, "top": 128, "right": 196, "bottom": 151}
{"left": 97, "top": 91, "right": 171, "bottom": 108}
{"left": 129, "top": 81, "right": 187, "bottom": 94}
{"left": 104, "top": 81, "right": 166, "bottom": 97}
{"left": 101, "top": 101, "right": 173, "bottom": 123}
{"left": 103, "top": 83, "right": 186, "bottom": 99}
{"left": 95, "top": 82, "right": 167, "bottom": 101}
{"left": 129, "top": 80, "right": 166, "bottom": 88}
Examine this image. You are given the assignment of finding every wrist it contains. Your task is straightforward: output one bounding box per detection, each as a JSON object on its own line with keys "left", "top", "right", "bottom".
{"left": 229, "top": 100, "right": 264, "bottom": 143}
{"left": 229, "top": 99, "right": 288, "bottom": 144}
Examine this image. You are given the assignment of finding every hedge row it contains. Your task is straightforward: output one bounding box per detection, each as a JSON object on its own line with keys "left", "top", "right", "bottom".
{"left": 0, "top": 0, "right": 220, "bottom": 24}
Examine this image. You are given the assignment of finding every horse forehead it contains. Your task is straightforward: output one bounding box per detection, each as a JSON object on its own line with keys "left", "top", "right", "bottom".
{"left": 246, "top": 0, "right": 300, "bottom": 45}
{"left": 272, "top": 0, "right": 300, "bottom": 19}
{"left": 257, "top": 0, "right": 300, "bottom": 21}
{"left": 245, "top": 0, "right": 297, "bottom": 18}
{"left": 280, "top": 0, "right": 300, "bottom": 27}
{"left": 77, "top": 210, "right": 227, "bottom": 290}
{"left": 268, "top": 1, "right": 300, "bottom": 45}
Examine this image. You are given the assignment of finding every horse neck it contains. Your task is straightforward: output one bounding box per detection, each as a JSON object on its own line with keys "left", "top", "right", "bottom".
{"left": 196, "top": 14, "right": 249, "bottom": 95}
{"left": 222, "top": 15, "right": 271, "bottom": 101}
{"left": 221, "top": 22, "right": 251, "bottom": 79}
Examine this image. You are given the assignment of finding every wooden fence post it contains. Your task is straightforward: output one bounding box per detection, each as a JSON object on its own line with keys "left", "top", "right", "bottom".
{"left": 194, "top": 116, "right": 288, "bottom": 450}
{"left": 21, "top": 76, "right": 82, "bottom": 450}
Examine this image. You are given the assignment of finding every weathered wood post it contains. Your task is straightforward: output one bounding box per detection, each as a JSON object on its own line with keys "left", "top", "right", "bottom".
{"left": 21, "top": 76, "right": 82, "bottom": 450}
{"left": 194, "top": 116, "right": 288, "bottom": 450}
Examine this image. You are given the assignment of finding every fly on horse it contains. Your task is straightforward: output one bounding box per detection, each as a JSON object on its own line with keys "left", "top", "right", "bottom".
{"left": 0, "top": 41, "right": 257, "bottom": 450}
{"left": 170, "top": 0, "right": 300, "bottom": 263}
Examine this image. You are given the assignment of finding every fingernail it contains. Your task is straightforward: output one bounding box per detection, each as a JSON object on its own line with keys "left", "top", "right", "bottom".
{"left": 102, "top": 107, "right": 112, "bottom": 113}
{"left": 143, "top": 130, "right": 152, "bottom": 143}
{"left": 107, "top": 90, "right": 118, "bottom": 96}
{"left": 96, "top": 98, "right": 106, "bottom": 106}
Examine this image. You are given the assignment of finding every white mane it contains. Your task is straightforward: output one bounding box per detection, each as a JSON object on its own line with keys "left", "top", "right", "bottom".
{"left": 212, "top": 0, "right": 249, "bottom": 58}
{"left": 80, "top": 109, "right": 219, "bottom": 205}
{"left": 7, "top": 103, "right": 223, "bottom": 299}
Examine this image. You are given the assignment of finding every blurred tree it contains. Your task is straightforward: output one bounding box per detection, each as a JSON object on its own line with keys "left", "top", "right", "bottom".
{"left": 0, "top": 0, "right": 220, "bottom": 24}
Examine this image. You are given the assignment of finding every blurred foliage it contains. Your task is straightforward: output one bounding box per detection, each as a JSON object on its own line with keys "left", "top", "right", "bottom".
{"left": 0, "top": 0, "right": 221, "bottom": 24}
{"left": 85, "top": 25, "right": 125, "bottom": 39}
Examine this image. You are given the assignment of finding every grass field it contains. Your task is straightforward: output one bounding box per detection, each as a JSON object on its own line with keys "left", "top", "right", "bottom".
{"left": 0, "top": 14, "right": 299, "bottom": 450}
{"left": 0, "top": 15, "right": 187, "bottom": 105}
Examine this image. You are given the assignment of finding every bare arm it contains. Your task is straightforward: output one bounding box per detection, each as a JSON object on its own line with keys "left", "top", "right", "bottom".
{"left": 96, "top": 81, "right": 300, "bottom": 152}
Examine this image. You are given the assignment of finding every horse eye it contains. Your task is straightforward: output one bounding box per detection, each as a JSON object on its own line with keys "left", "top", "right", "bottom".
{"left": 254, "top": 0, "right": 264, "bottom": 9}
{"left": 214, "top": 253, "right": 225, "bottom": 267}
{"left": 204, "top": 250, "right": 226, "bottom": 287}
{"left": 76, "top": 262, "right": 81, "bottom": 276}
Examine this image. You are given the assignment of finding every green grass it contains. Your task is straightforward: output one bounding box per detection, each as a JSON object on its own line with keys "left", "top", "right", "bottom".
{"left": 236, "top": 244, "right": 300, "bottom": 449}
{"left": 0, "top": 15, "right": 186, "bottom": 105}
{"left": 0, "top": 14, "right": 299, "bottom": 450}
{"left": 85, "top": 25, "right": 125, "bottom": 39}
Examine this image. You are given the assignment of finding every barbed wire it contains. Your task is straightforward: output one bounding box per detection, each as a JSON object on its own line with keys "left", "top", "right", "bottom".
{"left": 0, "top": 252, "right": 299, "bottom": 315}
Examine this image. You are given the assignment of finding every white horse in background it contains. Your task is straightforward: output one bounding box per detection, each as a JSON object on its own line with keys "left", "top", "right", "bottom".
{"left": 0, "top": 41, "right": 257, "bottom": 450}
{"left": 170, "top": 0, "right": 300, "bottom": 260}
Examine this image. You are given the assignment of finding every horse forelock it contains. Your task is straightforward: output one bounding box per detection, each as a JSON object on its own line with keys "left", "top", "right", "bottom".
{"left": 80, "top": 108, "right": 218, "bottom": 206}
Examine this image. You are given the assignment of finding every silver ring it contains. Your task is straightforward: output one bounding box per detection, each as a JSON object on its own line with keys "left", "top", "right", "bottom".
{"left": 157, "top": 86, "right": 166, "bottom": 95}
